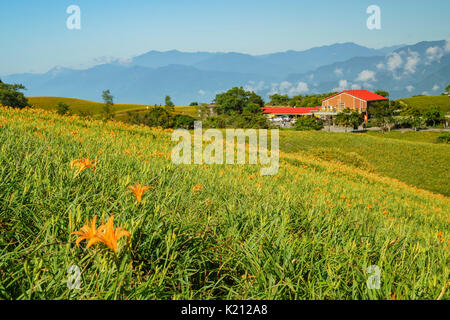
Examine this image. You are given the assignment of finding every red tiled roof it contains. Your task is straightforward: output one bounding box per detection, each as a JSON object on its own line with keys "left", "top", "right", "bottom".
{"left": 262, "top": 107, "right": 320, "bottom": 115}
{"left": 322, "top": 90, "right": 388, "bottom": 102}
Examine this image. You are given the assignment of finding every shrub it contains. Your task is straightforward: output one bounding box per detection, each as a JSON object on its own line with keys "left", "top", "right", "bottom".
{"left": 335, "top": 108, "right": 363, "bottom": 131}
{"left": 174, "top": 114, "right": 196, "bottom": 129}
{"left": 204, "top": 113, "right": 270, "bottom": 129}
{"left": 56, "top": 102, "right": 71, "bottom": 115}
{"left": 145, "top": 107, "right": 174, "bottom": 128}
{"left": 437, "top": 132, "right": 450, "bottom": 144}
{"left": 294, "top": 116, "right": 324, "bottom": 131}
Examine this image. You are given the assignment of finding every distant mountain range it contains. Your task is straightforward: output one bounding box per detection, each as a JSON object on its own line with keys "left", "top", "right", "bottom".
{"left": 3, "top": 40, "right": 449, "bottom": 105}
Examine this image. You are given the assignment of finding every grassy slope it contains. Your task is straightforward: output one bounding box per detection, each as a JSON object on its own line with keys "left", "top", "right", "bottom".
{"left": 364, "top": 131, "right": 446, "bottom": 144}
{"left": 0, "top": 107, "right": 448, "bottom": 300}
{"left": 27, "top": 96, "right": 199, "bottom": 118}
{"left": 397, "top": 95, "right": 450, "bottom": 113}
{"left": 279, "top": 131, "right": 450, "bottom": 196}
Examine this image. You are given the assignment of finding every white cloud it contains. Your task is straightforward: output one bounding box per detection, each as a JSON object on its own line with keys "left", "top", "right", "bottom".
{"left": 351, "top": 84, "right": 361, "bottom": 90}
{"left": 332, "top": 80, "right": 349, "bottom": 92}
{"left": 426, "top": 46, "right": 444, "bottom": 64}
{"left": 93, "top": 56, "right": 117, "bottom": 64}
{"left": 279, "top": 81, "right": 292, "bottom": 91}
{"left": 404, "top": 51, "right": 420, "bottom": 74}
{"left": 432, "top": 84, "right": 440, "bottom": 91}
{"left": 269, "top": 81, "right": 309, "bottom": 96}
{"left": 422, "top": 91, "right": 429, "bottom": 96}
{"left": 406, "top": 85, "right": 414, "bottom": 92}
{"left": 244, "top": 81, "right": 266, "bottom": 93}
{"left": 198, "top": 89, "right": 206, "bottom": 95}
{"left": 334, "top": 68, "right": 343, "bottom": 76}
{"left": 356, "top": 70, "right": 376, "bottom": 82}
{"left": 444, "top": 38, "right": 450, "bottom": 52}
{"left": 376, "top": 63, "right": 385, "bottom": 70}
{"left": 387, "top": 52, "right": 403, "bottom": 71}
{"left": 288, "top": 82, "right": 309, "bottom": 95}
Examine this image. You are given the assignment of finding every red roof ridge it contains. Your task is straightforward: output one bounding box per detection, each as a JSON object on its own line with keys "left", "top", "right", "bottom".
{"left": 322, "top": 90, "right": 388, "bottom": 102}
{"left": 262, "top": 106, "right": 320, "bottom": 115}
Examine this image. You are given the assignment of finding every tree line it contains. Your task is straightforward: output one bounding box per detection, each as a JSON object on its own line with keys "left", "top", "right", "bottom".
{"left": 1, "top": 79, "right": 448, "bottom": 132}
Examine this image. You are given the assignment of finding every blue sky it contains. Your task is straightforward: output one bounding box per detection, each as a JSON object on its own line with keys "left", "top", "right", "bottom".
{"left": 1, "top": 0, "right": 449, "bottom": 75}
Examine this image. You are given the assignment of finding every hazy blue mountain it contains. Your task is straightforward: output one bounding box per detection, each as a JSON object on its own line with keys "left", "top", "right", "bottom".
{"left": 3, "top": 40, "right": 449, "bottom": 105}
{"left": 376, "top": 44, "right": 407, "bottom": 54}
{"left": 130, "top": 50, "right": 216, "bottom": 68}
{"left": 192, "top": 52, "right": 289, "bottom": 78}
{"left": 5, "top": 64, "right": 272, "bottom": 105}
{"left": 129, "top": 43, "right": 390, "bottom": 77}
{"left": 258, "top": 42, "right": 385, "bottom": 74}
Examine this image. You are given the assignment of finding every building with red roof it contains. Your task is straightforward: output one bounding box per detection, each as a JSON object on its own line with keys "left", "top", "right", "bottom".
{"left": 261, "top": 106, "right": 320, "bottom": 116}
{"left": 320, "top": 90, "right": 388, "bottom": 114}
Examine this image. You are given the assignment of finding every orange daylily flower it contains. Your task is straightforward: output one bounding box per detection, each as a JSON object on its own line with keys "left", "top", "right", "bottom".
{"left": 126, "top": 184, "right": 151, "bottom": 203}
{"left": 96, "top": 216, "right": 131, "bottom": 253}
{"left": 70, "top": 215, "right": 103, "bottom": 248}
{"left": 71, "top": 157, "right": 97, "bottom": 174}
{"left": 192, "top": 184, "right": 203, "bottom": 193}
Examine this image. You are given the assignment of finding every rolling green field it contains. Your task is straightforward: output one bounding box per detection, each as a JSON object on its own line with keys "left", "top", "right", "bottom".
{"left": 364, "top": 131, "right": 446, "bottom": 144}
{"left": 27, "top": 97, "right": 199, "bottom": 118}
{"left": 279, "top": 131, "right": 450, "bottom": 196}
{"left": 397, "top": 95, "right": 450, "bottom": 113}
{"left": 0, "top": 106, "right": 448, "bottom": 300}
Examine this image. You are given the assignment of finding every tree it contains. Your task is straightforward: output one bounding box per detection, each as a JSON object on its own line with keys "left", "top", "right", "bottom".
{"left": 189, "top": 102, "right": 199, "bottom": 106}
{"left": 445, "top": 85, "right": 450, "bottom": 95}
{"left": 294, "top": 116, "right": 324, "bottom": 131}
{"left": 214, "top": 87, "right": 264, "bottom": 115}
{"left": 335, "top": 108, "right": 363, "bottom": 132}
{"left": 374, "top": 90, "right": 390, "bottom": 98}
{"left": 102, "top": 90, "right": 114, "bottom": 120}
{"left": 370, "top": 101, "right": 397, "bottom": 132}
{"left": 268, "top": 94, "right": 290, "bottom": 106}
{"left": 165, "top": 95, "right": 175, "bottom": 112}
{"left": 422, "top": 106, "right": 444, "bottom": 127}
{"left": 348, "top": 111, "right": 364, "bottom": 129}
{"left": 143, "top": 107, "right": 174, "bottom": 128}
{"left": 243, "top": 102, "right": 261, "bottom": 114}
{"left": 248, "top": 92, "right": 265, "bottom": 109}
{"left": 403, "top": 106, "right": 422, "bottom": 131}
{"left": 173, "top": 114, "right": 196, "bottom": 129}
{"left": 56, "top": 102, "right": 71, "bottom": 115}
{"left": 0, "top": 79, "right": 29, "bottom": 109}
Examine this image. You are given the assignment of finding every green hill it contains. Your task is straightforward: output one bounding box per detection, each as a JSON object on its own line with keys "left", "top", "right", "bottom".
{"left": 397, "top": 95, "right": 450, "bottom": 113}
{"left": 279, "top": 131, "right": 450, "bottom": 196}
{"left": 27, "top": 96, "right": 199, "bottom": 118}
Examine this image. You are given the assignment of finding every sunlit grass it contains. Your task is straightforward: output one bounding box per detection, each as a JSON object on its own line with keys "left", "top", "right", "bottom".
{"left": 0, "top": 106, "right": 448, "bottom": 300}
{"left": 278, "top": 130, "right": 450, "bottom": 196}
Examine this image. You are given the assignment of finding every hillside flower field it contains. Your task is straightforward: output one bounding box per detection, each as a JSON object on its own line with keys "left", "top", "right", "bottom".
{"left": 0, "top": 106, "right": 448, "bottom": 299}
